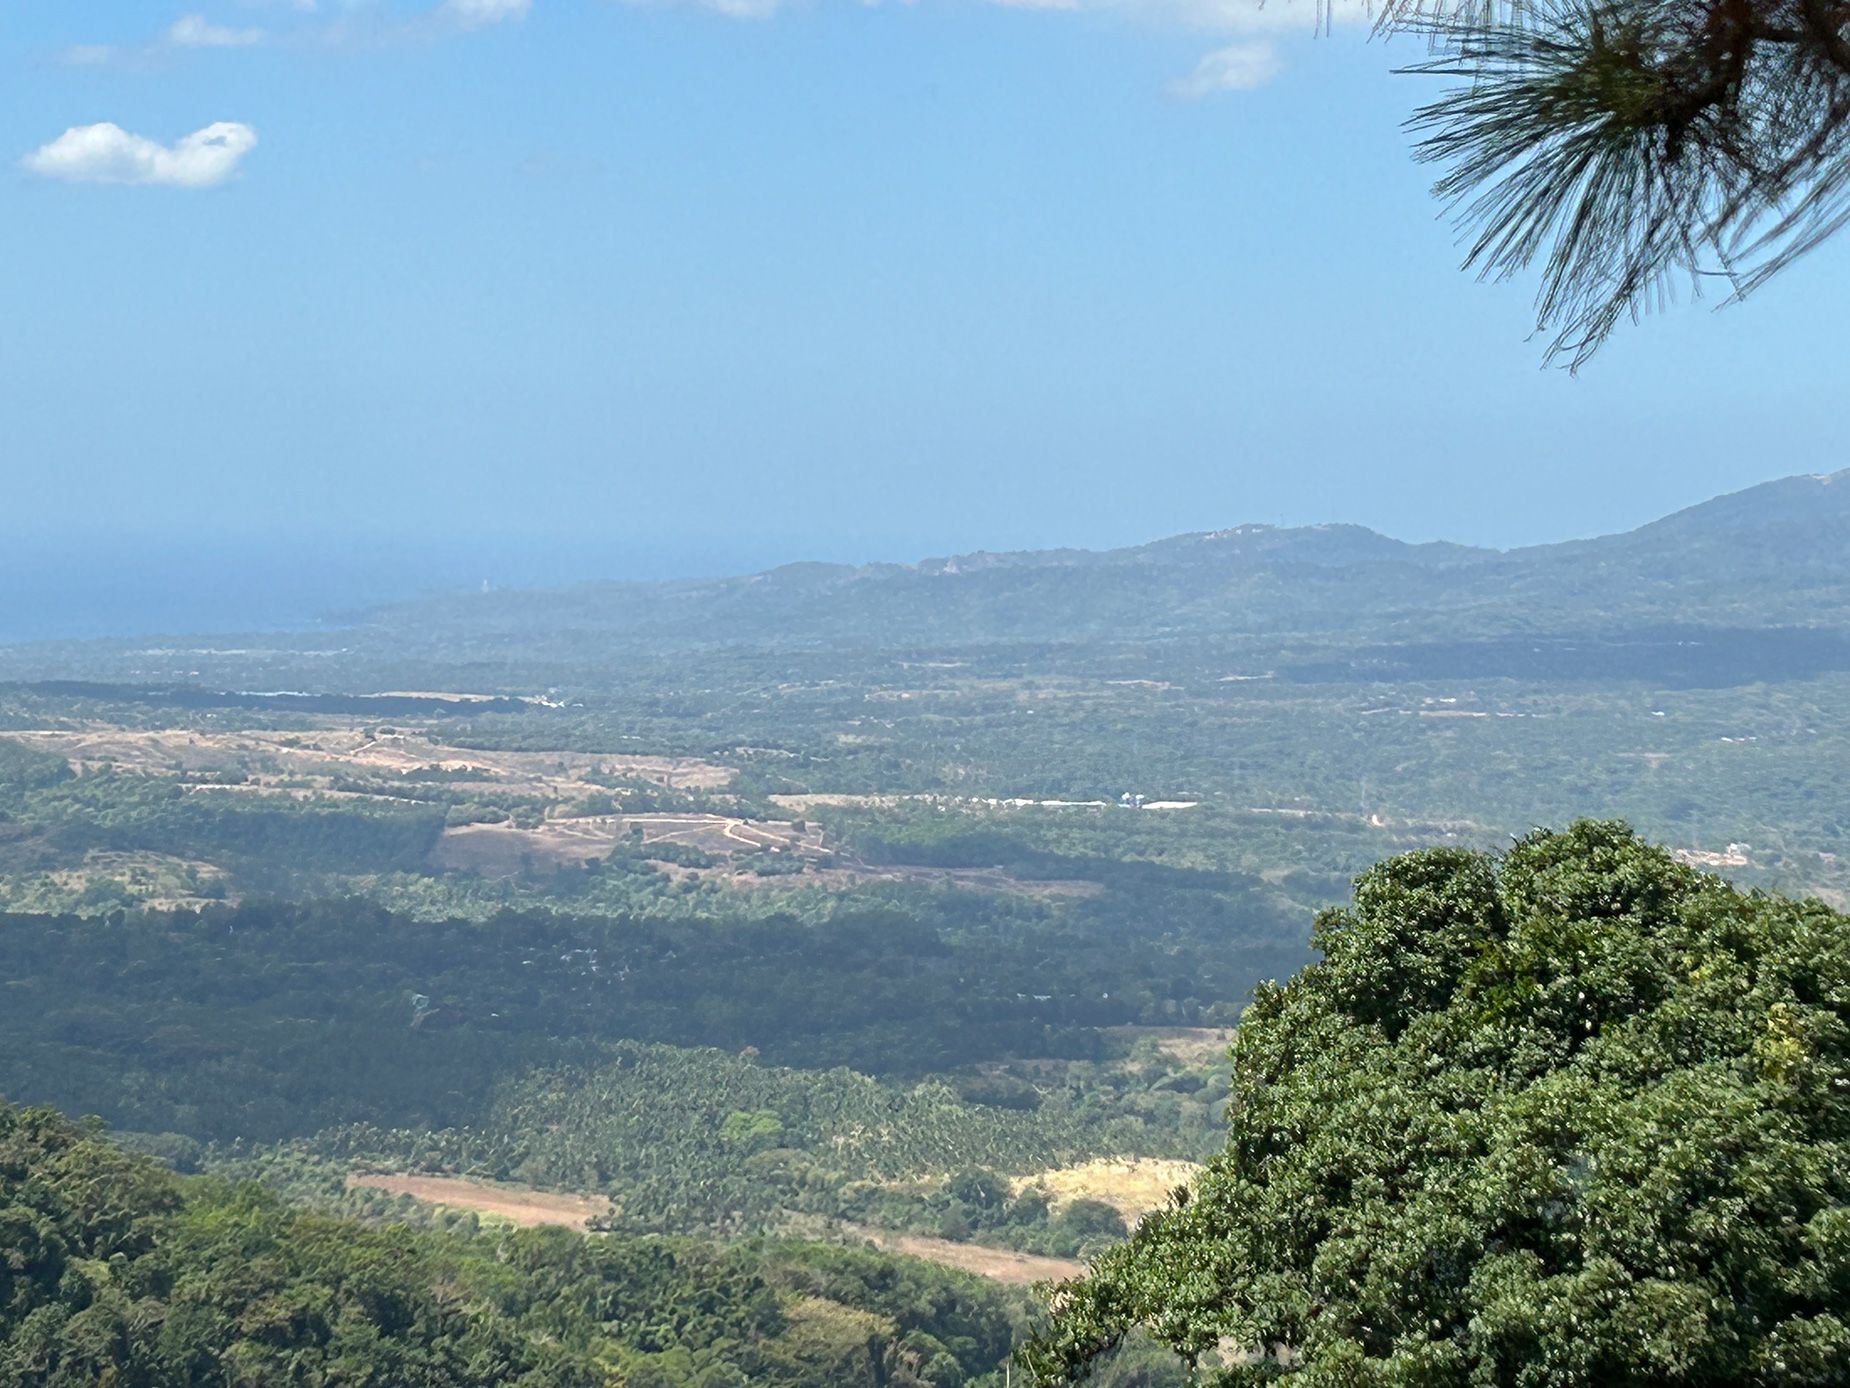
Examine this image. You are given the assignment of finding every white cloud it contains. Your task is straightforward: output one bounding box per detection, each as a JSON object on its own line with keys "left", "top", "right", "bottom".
{"left": 1167, "top": 39, "right": 1281, "bottom": 95}
{"left": 1001, "top": 0, "right": 1371, "bottom": 93}
{"left": 617, "top": 0, "right": 789, "bottom": 17}
{"left": 20, "top": 122, "right": 258, "bottom": 189}
{"left": 435, "top": 0, "right": 531, "bottom": 27}
{"left": 697, "top": 0, "right": 787, "bottom": 16}
{"left": 167, "top": 13, "right": 268, "bottom": 45}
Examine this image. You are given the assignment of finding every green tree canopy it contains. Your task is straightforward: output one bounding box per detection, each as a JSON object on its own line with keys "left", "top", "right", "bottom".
{"left": 1397, "top": 0, "right": 1850, "bottom": 366}
{"left": 1025, "top": 821, "right": 1850, "bottom": 1386}
{"left": 0, "top": 1098, "right": 1029, "bottom": 1387}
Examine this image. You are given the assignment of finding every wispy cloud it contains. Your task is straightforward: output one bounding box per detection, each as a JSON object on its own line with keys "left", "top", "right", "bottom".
{"left": 433, "top": 0, "right": 531, "bottom": 28}
{"left": 59, "top": 13, "right": 269, "bottom": 65}
{"left": 49, "top": 0, "right": 1352, "bottom": 92}
{"left": 617, "top": 0, "right": 788, "bottom": 17}
{"left": 1168, "top": 40, "right": 1280, "bottom": 97}
{"left": 60, "top": 45, "right": 122, "bottom": 66}
{"left": 611, "top": 0, "right": 1361, "bottom": 89}
{"left": 20, "top": 122, "right": 258, "bottom": 188}
{"left": 167, "top": 13, "right": 268, "bottom": 46}
{"left": 60, "top": 0, "right": 529, "bottom": 64}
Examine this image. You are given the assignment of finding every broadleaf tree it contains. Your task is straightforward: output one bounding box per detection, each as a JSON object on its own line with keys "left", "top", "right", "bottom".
{"left": 1023, "top": 820, "right": 1850, "bottom": 1386}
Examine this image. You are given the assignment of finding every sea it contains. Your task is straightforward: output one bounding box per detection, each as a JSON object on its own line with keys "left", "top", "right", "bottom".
{"left": 0, "top": 534, "right": 810, "bottom": 647}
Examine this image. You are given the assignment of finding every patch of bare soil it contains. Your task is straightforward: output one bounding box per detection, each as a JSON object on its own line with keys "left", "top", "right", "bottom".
{"left": 434, "top": 813, "right": 823, "bottom": 875}
{"left": 341, "top": 1178, "right": 1077, "bottom": 1285}
{"left": 344, "top": 1173, "right": 612, "bottom": 1230}
{"left": 1672, "top": 845, "right": 1753, "bottom": 869}
{"left": 842, "top": 1225, "right": 1085, "bottom": 1286}
{"left": 1012, "top": 1158, "right": 1204, "bottom": 1227}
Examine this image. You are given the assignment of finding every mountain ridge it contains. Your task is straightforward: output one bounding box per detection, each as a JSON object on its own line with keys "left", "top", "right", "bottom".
{"left": 507, "top": 468, "right": 1850, "bottom": 605}
{"left": 372, "top": 467, "right": 1848, "bottom": 606}
{"left": 2, "top": 470, "right": 1845, "bottom": 686}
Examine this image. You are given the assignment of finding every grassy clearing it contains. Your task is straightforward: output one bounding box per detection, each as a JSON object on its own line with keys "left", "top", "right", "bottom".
{"left": 345, "top": 1172, "right": 613, "bottom": 1230}
{"left": 1013, "top": 1157, "right": 1203, "bottom": 1226}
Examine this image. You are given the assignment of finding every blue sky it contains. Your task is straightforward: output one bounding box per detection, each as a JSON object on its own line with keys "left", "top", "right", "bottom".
{"left": 4, "top": 0, "right": 1847, "bottom": 604}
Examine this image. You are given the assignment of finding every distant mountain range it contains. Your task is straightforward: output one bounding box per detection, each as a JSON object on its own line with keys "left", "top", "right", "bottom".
{"left": 344, "top": 469, "right": 1850, "bottom": 656}
{"left": 4, "top": 471, "right": 1847, "bottom": 691}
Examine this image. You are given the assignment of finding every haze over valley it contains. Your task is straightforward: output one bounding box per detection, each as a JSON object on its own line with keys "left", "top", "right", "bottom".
{"left": 7, "top": 0, "right": 1849, "bottom": 1376}
{"left": 3, "top": 474, "right": 1845, "bottom": 1343}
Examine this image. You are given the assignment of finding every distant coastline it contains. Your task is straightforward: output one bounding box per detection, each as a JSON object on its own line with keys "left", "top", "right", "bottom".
{"left": 0, "top": 535, "right": 798, "bottom": 645}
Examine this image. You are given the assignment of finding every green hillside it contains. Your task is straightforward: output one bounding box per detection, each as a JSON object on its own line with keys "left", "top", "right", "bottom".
{"left": 0, "top": 1097, "right": 1036, "bottom": 1388}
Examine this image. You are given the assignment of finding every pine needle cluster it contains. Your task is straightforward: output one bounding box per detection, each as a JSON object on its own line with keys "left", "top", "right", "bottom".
{"left": 1390, "top": 0, "right": 1850, "bottom": 365}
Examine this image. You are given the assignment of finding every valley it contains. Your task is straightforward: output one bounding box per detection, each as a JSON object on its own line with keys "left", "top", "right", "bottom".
{"left": 3, "top": 471, "right": 1849, "bottom": 1386}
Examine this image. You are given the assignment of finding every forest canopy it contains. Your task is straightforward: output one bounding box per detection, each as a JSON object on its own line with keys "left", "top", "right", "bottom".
{"left": 0, "top": 1099, "right": 1030, "bottom": 1388}
{"left": 1024, "top": 821, "right": 1850, "bottom": 1386}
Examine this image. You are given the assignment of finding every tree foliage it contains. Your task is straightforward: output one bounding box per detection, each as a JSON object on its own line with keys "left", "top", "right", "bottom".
{"left": 1025, "top": 821, "right": 1850, "bottom": 1385}
{"left": 0, "top": 1099, "right": 1033, "bottom": 1388}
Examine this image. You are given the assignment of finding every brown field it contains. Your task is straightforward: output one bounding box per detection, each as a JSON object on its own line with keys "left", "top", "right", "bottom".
{"left": 344, "top": 1173, "right": 613, "bottom": 1230}
{"left": 1, "top": 726, "right": 733, "bottom": 802}
{"left": 1013, "top": 1157, "right": 1204, "bottom": 1226}
{"left": 341, "top": 1177, "right": 1079, "bottom": 1285}
{"left": 842, "top": 1225, "right": 1085, "bottom": 1285}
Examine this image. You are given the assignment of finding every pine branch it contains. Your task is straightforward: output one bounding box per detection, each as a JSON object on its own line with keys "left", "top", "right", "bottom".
{"left": 1394, "top": 0, "right": 1850, "bottom": 364}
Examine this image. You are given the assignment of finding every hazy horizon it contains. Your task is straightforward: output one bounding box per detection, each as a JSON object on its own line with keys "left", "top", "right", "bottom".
{"left": 1, "top": 466, "right": 1829, "bottom": 645}
{"left": 9, "top": 1, "right": 1849, "bottom": 638}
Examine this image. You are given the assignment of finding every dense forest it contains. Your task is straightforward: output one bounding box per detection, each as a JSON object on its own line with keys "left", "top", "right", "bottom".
{"left": 0, "top": 892, "right": 1233, "bottom": 1252}
{"left": 0, "top": 896, "right": 1255, "bottom": 1125}
{"left": 0, "top": 1099, "right": 1043, "bottom": 1388}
